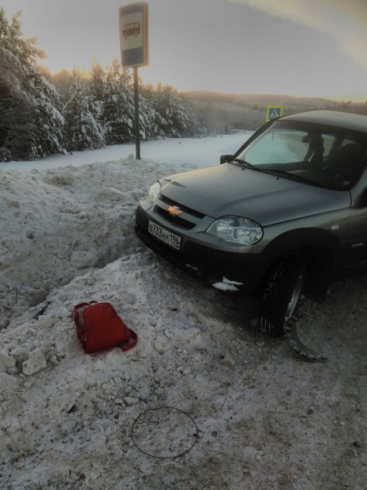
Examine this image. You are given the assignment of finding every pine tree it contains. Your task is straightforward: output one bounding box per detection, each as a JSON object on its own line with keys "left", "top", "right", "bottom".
{"left": 63, "top": 70, "right": 105, "bottom": 151}
{"left": 0, "top": 9, "right": 64, "bottom": 160}
{"left": 89, "top": 61, "right": 106, "bottom": 102}
{"left": 51, "top": 69, "right": 72, "bottom": 103}
{"left": 139, "top": 82, "right": 166, "bottom": 139}
{"left": 152, "top": 84, "right": 203, "bottom": 138}
{"left": 103, "top": 59, "right": 135, "bottom": 144}
{"left": 0, "top": 68, "right": 35, "bottom": 160}
{"left": 88, "top": 61, "right": 106, "bottom": 129}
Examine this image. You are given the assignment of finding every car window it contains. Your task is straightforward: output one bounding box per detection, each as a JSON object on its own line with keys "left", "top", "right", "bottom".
{"left": 322, "top": 133, "right": 336, "bottom": 157}
{"left": 245, "top": 129, "right": 308, "bottom": 164}
{"left": 235, "top": 120, "right": 367, "bottom": 191}
{"left": 341, "top": 136, "right": 361, "bottom": 148}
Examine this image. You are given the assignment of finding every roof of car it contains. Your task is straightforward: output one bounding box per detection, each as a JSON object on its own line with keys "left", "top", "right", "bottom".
{"left": 281, "top": 110, "right": 367, "bottom": 133}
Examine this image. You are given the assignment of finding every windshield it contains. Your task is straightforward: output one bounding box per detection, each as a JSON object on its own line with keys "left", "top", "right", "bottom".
{"left": 234, "top": 120, "right": 367, "bottom": 191}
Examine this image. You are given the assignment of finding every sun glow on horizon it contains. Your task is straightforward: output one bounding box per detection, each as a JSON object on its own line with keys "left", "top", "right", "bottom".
{"left": 2, "top": 0, "right": 366, "bottom": 102}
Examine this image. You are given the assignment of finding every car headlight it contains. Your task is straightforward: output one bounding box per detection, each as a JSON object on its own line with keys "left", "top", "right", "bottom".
{"left": 145, "top": 182, "right": 161, "bottom": 205}
{"left": 206, "top": 216, "right": 263, "bottom": 245}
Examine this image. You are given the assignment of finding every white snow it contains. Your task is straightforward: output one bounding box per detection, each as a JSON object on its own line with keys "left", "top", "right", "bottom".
{"left": 0, "top": 132, "right": 255, "bottom": 485}
{"left": 0, "top": 132, "right": 251, "bottom": 326}
{"left": 212, "top": 276, "right": 244, "bottom": 291}
{"left": 0, "top": 133, "right": 249, "bottom": 173}
{"left": 1, "top": 131, "right": 366, "bottom": 489}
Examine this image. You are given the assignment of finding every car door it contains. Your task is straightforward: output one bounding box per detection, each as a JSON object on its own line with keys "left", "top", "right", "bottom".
{"left": 343, "top": 150, "right": 367, "bottom": 273}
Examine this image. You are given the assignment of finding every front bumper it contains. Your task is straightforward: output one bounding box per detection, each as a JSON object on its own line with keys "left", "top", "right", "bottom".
{"left": 135, "top": 203, "right": 272, "bottom": 296}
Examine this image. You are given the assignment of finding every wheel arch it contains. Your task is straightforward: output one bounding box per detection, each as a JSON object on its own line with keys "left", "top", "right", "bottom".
{"left": 260, "top": 227, "right": 343, "bottom": 281}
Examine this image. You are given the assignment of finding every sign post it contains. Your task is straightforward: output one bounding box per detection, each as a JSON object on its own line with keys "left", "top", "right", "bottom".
{"left": 119, "top": 2, "right": 149, "bottom": 160}
{"left": 133, "top": 66, "right": 140, "bottom": 159}
{"left": 266, "top": 105, "right": 284, "bottom": 122}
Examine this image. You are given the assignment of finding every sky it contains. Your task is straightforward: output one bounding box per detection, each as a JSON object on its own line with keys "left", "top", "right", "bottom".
{"left": 2, "top": 0, "right": 367, "bottom": 101}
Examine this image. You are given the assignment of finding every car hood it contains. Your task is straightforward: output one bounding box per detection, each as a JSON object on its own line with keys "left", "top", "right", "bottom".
{"left": 159, "top": 164, "right": 351, "bottom": 226}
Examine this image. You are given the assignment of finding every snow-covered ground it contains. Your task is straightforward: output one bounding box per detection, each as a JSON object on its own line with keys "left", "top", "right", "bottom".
{"left": 0, "top": 133, "right": 250, "bottom": 327}
{"left": 1, "top": 133, "right": 367, "bottom": 489}
{"left": 0, "top": 133, "right": 246, "bottom": 173}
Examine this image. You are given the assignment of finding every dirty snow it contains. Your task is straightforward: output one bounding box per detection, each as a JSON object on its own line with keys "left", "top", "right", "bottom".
{"left": 1, "top": 133, "right": 367, "bottom": 489}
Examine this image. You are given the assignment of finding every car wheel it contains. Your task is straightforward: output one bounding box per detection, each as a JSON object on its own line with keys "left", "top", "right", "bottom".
{"left": 258, "top": 257, "right": 307, "bottom": 337}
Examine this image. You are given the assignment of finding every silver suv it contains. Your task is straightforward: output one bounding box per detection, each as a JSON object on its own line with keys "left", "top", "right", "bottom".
{"left": 135, "top": 111, "right": 367, "bottom": 336}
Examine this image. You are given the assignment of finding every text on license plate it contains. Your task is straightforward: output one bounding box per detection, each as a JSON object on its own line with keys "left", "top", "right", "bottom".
{"left": 148, "top": 221, "right": 181, "bottom": 250}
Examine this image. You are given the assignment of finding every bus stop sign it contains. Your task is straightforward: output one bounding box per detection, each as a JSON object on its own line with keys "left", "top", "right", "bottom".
{"left": 119, "top": 2, "right": 149, "bottom": 67}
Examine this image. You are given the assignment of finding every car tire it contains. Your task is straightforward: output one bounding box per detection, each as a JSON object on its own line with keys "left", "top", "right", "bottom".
{"left": 258, "top": 257, "right": 307, "bottom": 337}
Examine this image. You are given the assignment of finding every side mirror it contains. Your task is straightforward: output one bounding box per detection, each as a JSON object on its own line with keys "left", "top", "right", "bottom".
{"left": 220, "top": 154, "right": 233, "bottom": 165}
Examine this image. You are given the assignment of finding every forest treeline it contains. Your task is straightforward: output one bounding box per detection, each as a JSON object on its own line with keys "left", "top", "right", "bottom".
{"left": 1, "top": 9, "right": 367, "bottom": 162}
{"left": 0, "top": 9, "right": 206, "bottom": 162}
{"left": 185, "top": 91, "right": 367, "bottom": 131}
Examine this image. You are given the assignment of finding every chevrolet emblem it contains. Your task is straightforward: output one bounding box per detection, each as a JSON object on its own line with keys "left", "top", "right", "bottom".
{"left": 167, "top": 205, "right": 182, "bottom": 217}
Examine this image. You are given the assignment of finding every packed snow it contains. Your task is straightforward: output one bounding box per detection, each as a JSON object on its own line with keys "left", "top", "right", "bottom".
{"left": 1, "top": 133, "right": 367, "bottom": 489}
{"left": 0, "top": 133, "right": 250, "bottom": 328}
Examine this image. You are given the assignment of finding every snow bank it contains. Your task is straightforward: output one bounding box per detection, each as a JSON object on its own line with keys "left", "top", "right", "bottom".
{"left": 0, "top": 157, "right": 189, "bottom": 329}
{"left": 0, "top": 133, "right": 252, "bottom": 329}
{"left": 0, "top": 223, "right": 258, "bottom": 488}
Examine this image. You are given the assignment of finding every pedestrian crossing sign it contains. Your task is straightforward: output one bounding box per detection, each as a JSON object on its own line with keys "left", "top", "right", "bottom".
{"left": 266, "top": 105, "right": 284, "bottom": 122}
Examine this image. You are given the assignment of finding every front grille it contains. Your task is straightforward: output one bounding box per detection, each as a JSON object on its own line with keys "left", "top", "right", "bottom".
{"left": 158, "top": 195, "right": 205, "bottom": 219}
{"left": 156, "top": 194, "right": 205, "bottom": 230}
{"left": 156, "top": 207, "right": 196, "bottom": 229}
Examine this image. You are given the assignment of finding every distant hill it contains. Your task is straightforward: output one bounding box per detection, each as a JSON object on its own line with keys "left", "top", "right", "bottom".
{"left": 183, "top": 91, "right": 367, "bottom": 132}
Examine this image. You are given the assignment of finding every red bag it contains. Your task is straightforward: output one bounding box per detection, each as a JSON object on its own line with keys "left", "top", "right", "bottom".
{"left": 73, "top": 301, "right": 138, "bottom": 354}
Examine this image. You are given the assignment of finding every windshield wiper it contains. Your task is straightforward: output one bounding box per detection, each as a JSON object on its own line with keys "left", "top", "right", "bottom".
{"left": 263, "top": 169, "right": 323, "bottom": 187}
{"left": 231, "top": 160, "right": 323, "bottom": 187}
{"left": 231, "top": 158, "right": 263, "bottom": 172}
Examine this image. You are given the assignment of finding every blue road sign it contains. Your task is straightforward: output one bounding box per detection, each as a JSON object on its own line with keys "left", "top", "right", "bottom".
{"left": 266, "top": 105, "right": 284, "bottom": 122}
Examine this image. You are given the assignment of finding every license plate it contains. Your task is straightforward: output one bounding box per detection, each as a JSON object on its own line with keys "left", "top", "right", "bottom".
{"left": 148, "top": 221, "right": 181, "bottom": 250}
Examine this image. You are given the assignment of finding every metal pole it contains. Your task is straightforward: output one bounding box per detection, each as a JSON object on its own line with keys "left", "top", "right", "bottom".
{"left": 133, "top": 66, "right": 141, "bottom": 160}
